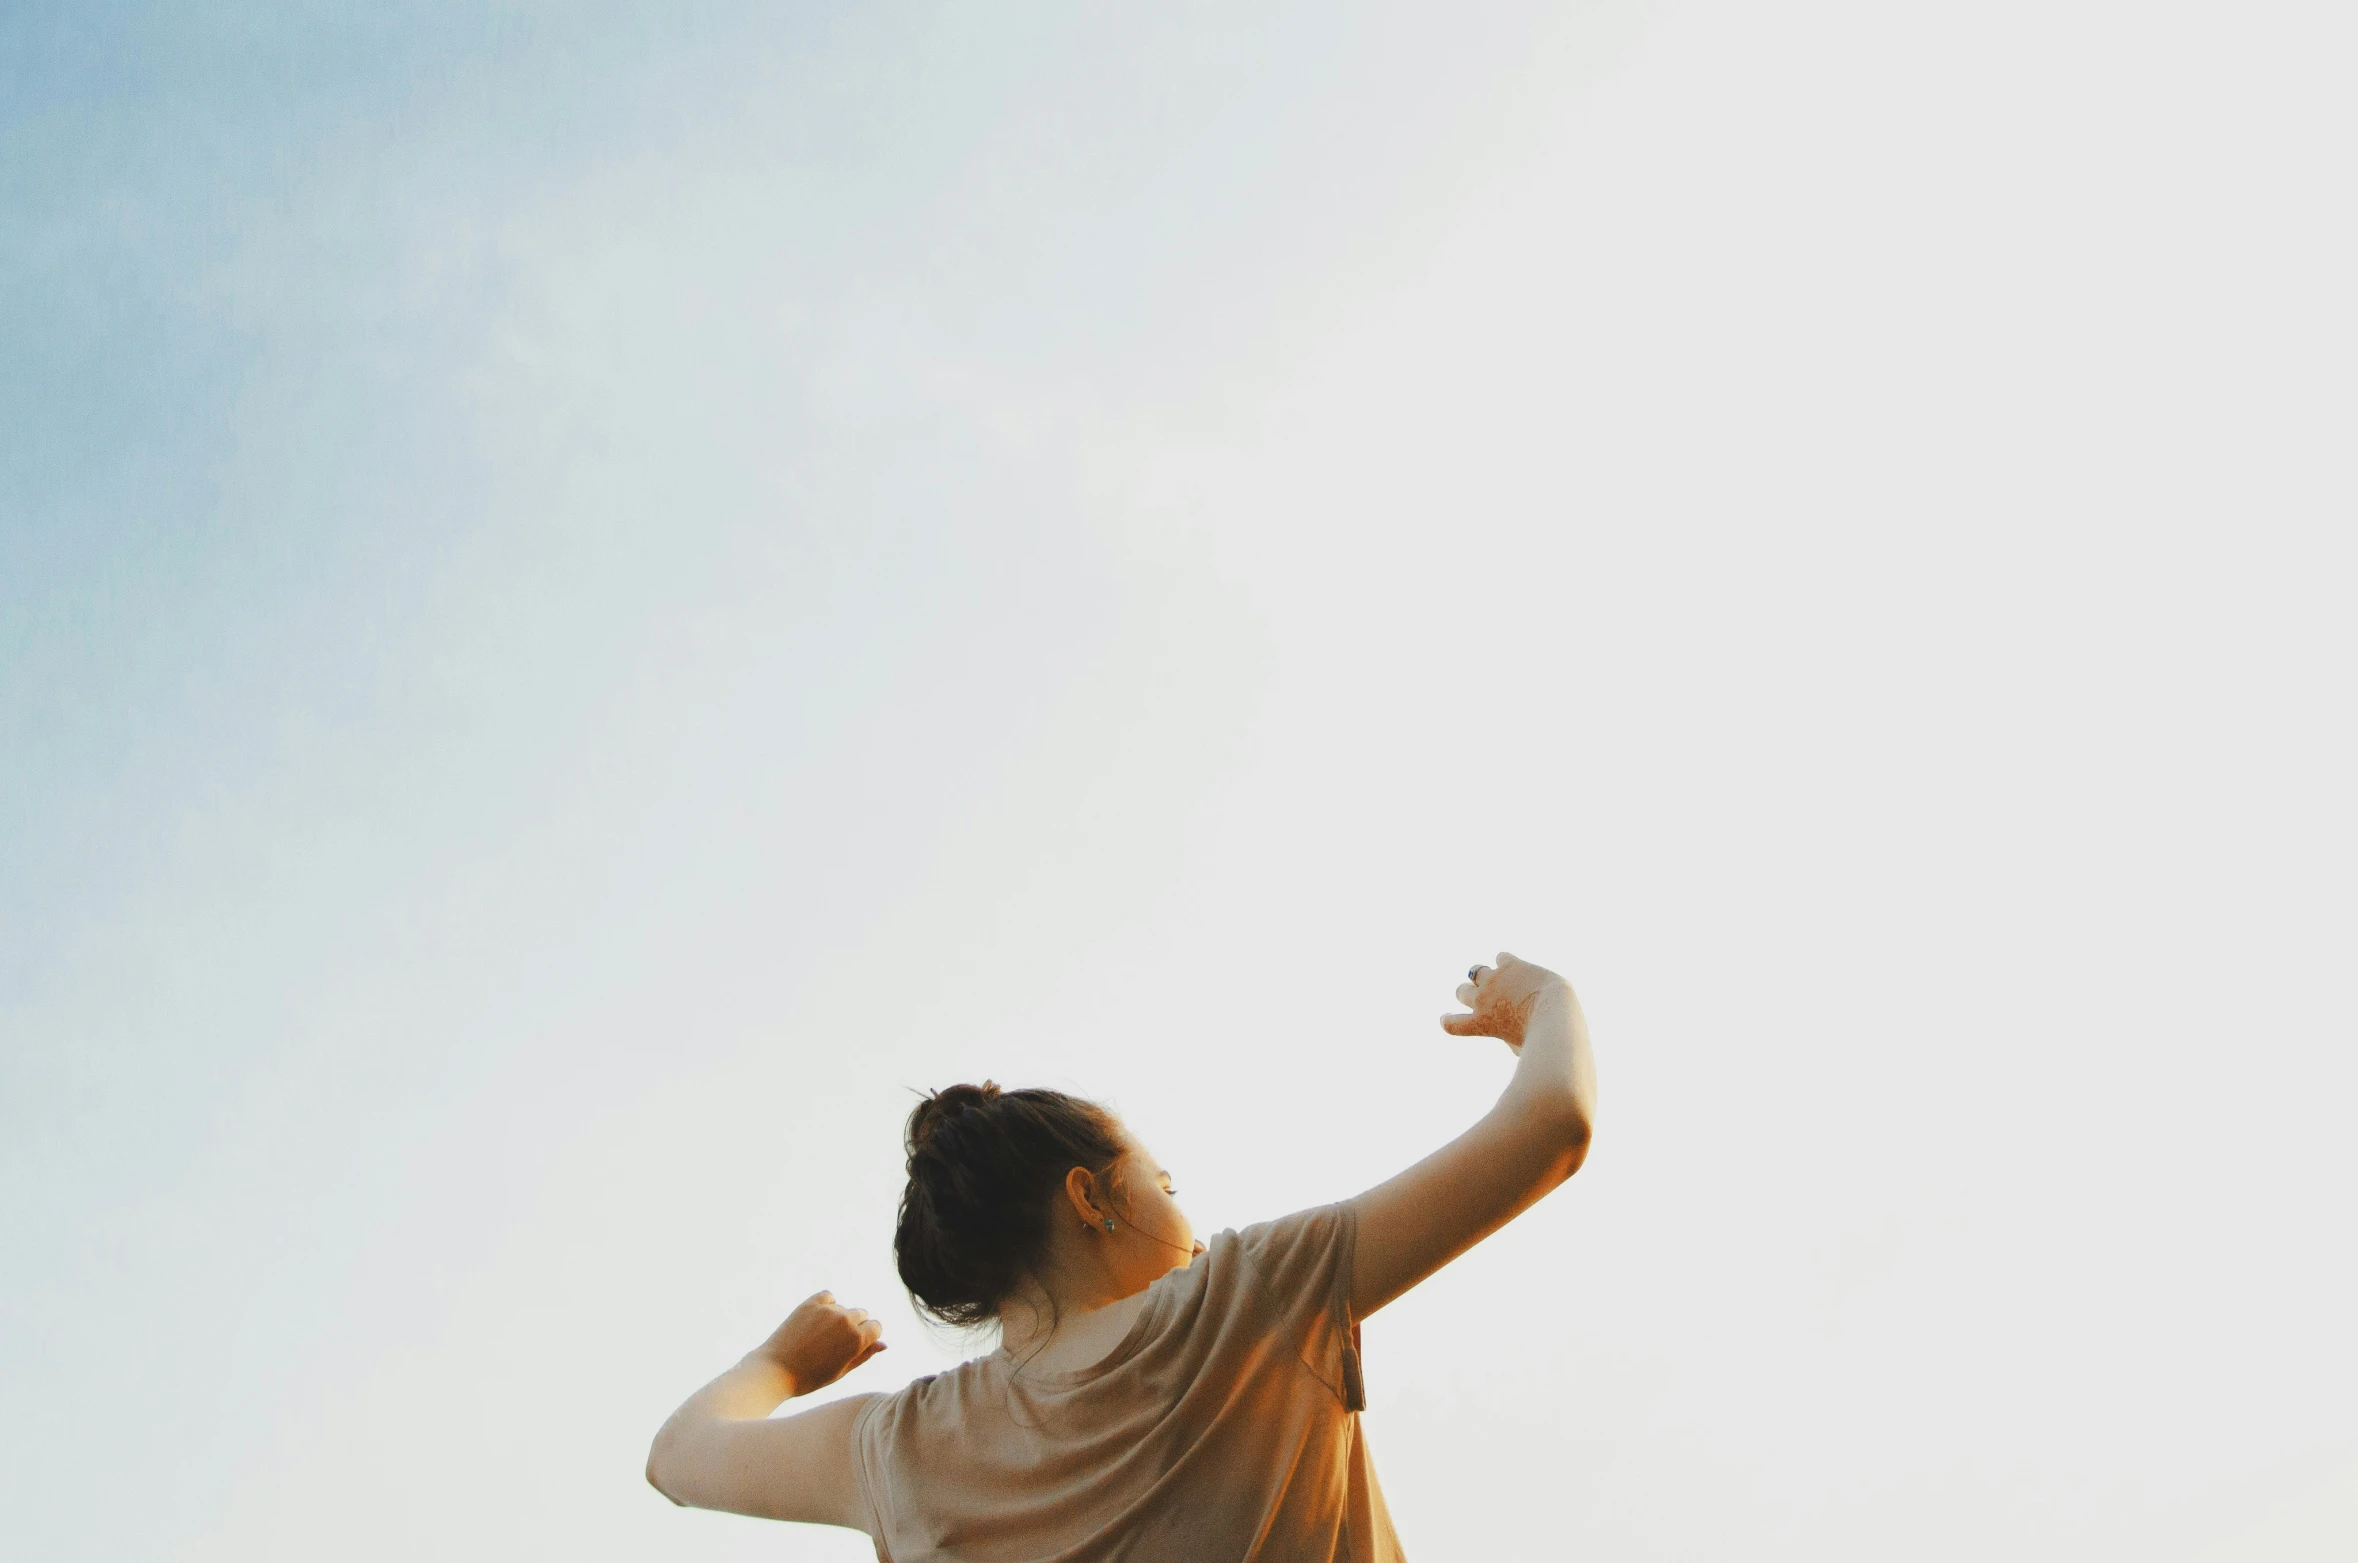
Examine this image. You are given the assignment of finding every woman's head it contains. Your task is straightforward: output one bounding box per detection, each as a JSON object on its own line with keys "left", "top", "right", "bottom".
{"left": 894, "top": 1081, "right": 1195, "bottom": 1327}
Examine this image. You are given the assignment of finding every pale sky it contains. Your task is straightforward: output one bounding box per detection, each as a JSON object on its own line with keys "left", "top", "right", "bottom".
{"left": 3, "top": 3, "right": 2354, "bottom": 1559}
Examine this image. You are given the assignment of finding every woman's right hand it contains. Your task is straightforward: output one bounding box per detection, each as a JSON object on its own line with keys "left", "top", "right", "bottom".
{"left": 754, "top": 1291, "right": 887, "bottom": 1397}
{"left": 1441, "top": 952, "right": 1571, "bottom": 1052}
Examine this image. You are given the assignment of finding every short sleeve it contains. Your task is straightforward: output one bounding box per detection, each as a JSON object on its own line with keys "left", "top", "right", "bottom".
{"left": 849, "top": 1392, "right": 897, "bottom": 1560}
{"left": 1226, "top": 1201, "right": 1366, "bottom": 1411}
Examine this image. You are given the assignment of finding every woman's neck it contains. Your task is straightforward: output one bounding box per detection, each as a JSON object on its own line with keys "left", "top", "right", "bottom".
{"left": 999, "top": 1285, "right": 1151, "bottom": 1370}
{"left": 997, "top": 1262, "right": 1144, "bottom": 1361}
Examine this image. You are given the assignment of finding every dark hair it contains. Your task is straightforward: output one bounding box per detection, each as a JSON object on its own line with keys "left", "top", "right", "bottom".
{"left": 894, "top": 1081, "right": 1128, "bottom": 1327}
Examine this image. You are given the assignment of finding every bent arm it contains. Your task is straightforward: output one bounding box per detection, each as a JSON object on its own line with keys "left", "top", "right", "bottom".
{"left": 1348, "top": 959, "right": 1597, "bottom": 1316}
{"left": 646, "top": 1292, "right": 884, "bottom": 1530}
{"left": 647, "top": 1360, "right": 872, "bottom": 1526}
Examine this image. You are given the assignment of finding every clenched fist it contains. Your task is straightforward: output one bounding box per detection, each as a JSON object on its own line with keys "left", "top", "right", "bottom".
{"left": 755, "top": 1291, "right": 888, "bottom": 1397}
{"left": 1442, "top": 952, "right": 1572, "bottom": 1052}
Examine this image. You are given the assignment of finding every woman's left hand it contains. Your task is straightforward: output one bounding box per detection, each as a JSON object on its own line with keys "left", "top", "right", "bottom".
{"left": 755, "top": 1290, "right": 888, "bottom": 1397}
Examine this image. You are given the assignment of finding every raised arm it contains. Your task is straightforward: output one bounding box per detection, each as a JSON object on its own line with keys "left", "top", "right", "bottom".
{"left": 1348, "top": 954, "right": 1597, "bottom": 1316}
{"left": 645, "top": 1291, "right": 886, "bottom": 1530}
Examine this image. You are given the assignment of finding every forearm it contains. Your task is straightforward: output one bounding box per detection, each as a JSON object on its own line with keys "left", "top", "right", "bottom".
{"left": 673, "top": 1353, "right": 800, "bottom": 1424}
{"left": 1497, "top": 984, "right": 1597, "bottom": 1143}
{"left": 650, "top": 1290, "right": 886, "bottom": 1511}
{"left": 646, "top": 1356, "right": 875, "bottom": 1525}
{"left": 1349, "top": 974, "right": 1597, "bottom": 1314}
{"left": 648, "top": 1354, "right": 796, "bottom": 1500}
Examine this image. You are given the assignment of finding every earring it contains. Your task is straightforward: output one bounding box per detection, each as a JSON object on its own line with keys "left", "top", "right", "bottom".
{"left": 1103, "top": 1218, "right": 1117, "bottom": 1234}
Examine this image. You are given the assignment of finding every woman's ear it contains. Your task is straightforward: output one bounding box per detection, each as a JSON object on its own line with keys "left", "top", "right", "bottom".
{"left": 1063, "top": 1164, "right": 1102, "bottom": 1229}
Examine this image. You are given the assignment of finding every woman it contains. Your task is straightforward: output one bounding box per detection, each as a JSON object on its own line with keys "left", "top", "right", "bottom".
{"left": 647, "top": 953, "right": 1598, "bottom": 1560}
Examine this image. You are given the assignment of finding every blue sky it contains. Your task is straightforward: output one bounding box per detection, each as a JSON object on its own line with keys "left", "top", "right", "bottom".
{"left": 5, "top": 3, "right": 2354, "bottom": 1560}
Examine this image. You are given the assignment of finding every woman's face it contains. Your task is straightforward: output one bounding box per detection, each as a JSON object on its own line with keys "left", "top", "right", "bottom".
{"left": 1114, "top": 1132, "right": 1204, "bottom": 1273}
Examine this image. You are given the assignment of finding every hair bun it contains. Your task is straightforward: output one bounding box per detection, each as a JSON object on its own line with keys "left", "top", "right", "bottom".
{"left": 908, "top": 1080, "right": 1002, "bottom": 1151}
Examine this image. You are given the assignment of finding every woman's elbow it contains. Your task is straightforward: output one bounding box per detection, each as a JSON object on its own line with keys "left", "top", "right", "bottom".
{"left": 645, "top": 1429, "right": 687, "bottom": 1507}
{"left": 1548, "top": 1111, "right": 1593, "bottom": 1185}
{"left": 1506, "top": 1090, "right": 1592, "bottom": 1187}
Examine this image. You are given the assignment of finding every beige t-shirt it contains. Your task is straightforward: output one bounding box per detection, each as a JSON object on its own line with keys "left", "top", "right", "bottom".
{"left": 852, "top": 1201, "right": 1404, "bottom": 1562}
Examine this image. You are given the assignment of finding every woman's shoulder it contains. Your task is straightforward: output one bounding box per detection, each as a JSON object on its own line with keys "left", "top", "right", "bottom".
{"left": 1219, "top": 1201, "right": 1358, "bottom": 1279}
{"left": 900, "top": 1346, "right": 1009, "bottom": 1401}
{"left": 858, "top": 1349, "right": 1005, "bottom": 1437}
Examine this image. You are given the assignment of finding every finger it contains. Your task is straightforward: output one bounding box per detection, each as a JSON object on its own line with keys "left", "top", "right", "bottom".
{"left": 1455, "top": 981, "right": 1478, "bottom": 1006}
{"left": 1440, "top": 1011, "right": 1491, "bottom": 1036}
{"left": 850, "top": 1339, "right": 888, "bottom": 1370}
{"left": 808, "top": 1290, "right": 834, "bottom": 1306}
{"left": 858, "top": 1318, "right": 885, "bottom": 1346}
{"left": 843, "top": 1308, "right": 869, "bottom": 1326}
{"left": 1497, "top": 952, "right": 1519, "bottom": 969}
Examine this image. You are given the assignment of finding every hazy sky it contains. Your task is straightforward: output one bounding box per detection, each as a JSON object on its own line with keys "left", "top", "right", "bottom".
{"left": 4, "top": 3, "right": 2353, "bottom": 1559}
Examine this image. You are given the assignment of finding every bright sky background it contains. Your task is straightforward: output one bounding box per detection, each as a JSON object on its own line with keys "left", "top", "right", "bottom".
{"left": 4, "top": 3, "right": 2354, "bottom": 1559}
